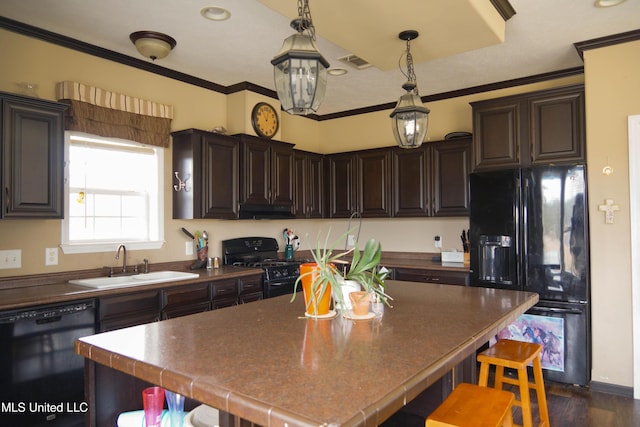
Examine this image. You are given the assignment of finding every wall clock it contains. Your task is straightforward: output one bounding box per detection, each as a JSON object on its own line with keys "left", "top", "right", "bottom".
{"left": 251, "top": 102, "right": 279, "bottom": 139}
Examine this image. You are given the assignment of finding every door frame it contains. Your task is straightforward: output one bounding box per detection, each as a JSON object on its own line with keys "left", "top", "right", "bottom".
{"left": 629, "top": 115, "right": 640, "bottom": 399}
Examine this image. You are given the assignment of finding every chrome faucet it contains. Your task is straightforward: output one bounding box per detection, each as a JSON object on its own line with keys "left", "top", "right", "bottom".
{"left": 115, "top": 244, "right": 127, "bottom": 273}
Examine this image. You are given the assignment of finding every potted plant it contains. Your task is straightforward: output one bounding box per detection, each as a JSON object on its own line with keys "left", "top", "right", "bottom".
{"left": 292, "top": 231, "right": 392, "bottom": 317}
{"left": 292, "top": 230, "right": 352, "bottom": 317}
{"left": 344, "top": 238, "right": 392, "bottom": 315}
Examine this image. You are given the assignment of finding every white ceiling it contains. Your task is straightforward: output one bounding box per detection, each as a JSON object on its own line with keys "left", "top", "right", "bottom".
{"left": 1, "top": 0, "right": 639, "bottom": 116}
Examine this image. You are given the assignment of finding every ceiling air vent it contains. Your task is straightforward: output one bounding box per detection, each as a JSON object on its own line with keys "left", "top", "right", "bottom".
{"left": 337, "top": 54, "right": 372, "bottom": 70}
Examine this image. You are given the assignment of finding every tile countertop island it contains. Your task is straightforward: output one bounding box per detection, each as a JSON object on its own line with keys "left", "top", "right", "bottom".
{"left": 75, "top": 280, "right": 537, "bottom": 427}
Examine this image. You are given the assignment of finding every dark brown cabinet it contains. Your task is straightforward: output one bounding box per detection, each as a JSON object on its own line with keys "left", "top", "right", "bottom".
{"left": 327, "top": 148, "right": 392, "bottom": 218}
{"left": 237, "top": 134, "right": 294, "bottom": 207}
{"left": 394, "top": 267, "right": 469, "bottom": 286}
{"left": 237, "top": 273, "right": 264, "bottom": 304}
{"left": 161, "top": 282, "right": 211, "bottom": 319}
{"left": 1, "top": 92, "right": 66, "bottom": 218}
{"left": 97, "top": 290, "right": 161, "bottom": 332}
{"left": 171, "top": 129, "right": 239, "bottom": 219}
{"left": 294, "top": 149, "right": 324, "bottom": 218}
{"left": 392, "top": 145, "right": 430, "bottom": 217}
{"left": 471, "top": 84, "right": 585, "bottom": 171}
{"left": 431, "top": 138, "right": 471, "bottom": 216}
{"left": 393, "top": 138, "right": 471, "bottom": 217}
{"left": 211, "top": 278, "right": 238, "bottom": 309}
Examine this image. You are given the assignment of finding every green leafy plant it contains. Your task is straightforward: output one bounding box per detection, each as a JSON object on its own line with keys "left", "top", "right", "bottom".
{"left": 291, "top": 229, "right": 353, "bottom": 313}
{"left": 344, "top": 238, "right": 392, "bottom": 307}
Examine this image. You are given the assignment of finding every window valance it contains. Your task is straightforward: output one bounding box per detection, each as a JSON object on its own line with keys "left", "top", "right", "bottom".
{"left": 56, "top": 81, "right": 173, "bottom": 148}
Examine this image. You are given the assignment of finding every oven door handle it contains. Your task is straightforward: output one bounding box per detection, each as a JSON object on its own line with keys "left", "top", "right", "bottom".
{"left": 528, "top": 306, "right": 583, "bottom": 315}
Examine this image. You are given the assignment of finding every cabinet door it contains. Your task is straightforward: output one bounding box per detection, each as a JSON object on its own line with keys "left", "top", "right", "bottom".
{"left": 472, "top": 99, "right": 522, "bottom": 170}
{"left": 2, "top": 96, "right": 65, "bottom": 218}
{"left": 211, "top": 278, "right": 238, "bottom": 309}
{"left": 171, "top": 129, "right": 239, "bottom": 219}
{"left": 270, "top": 142, "right": 294, "bottom": 205}
{"left": 393, "top": 146, "right": 430, "bottom": 217}
{"left": 98, "top": 290, "right": 161, "bottom": 332}
{"left": 161, "top": 282, "right": 210, "bottom": 319}
{"left": 529, "top": 87, "right": 585, "bottom": 165}
{"left": 202, "top": 134, "right": 238, "bottom": 218}
{"left": 327, "top": 152, "right": 356, "bottom": 218}
{"left": 294, "top": 151, "right": 324, "bottom": 218}
{"left": 357, "top": 149, "right": 392, "bottom": 217}
{"left": 241, "top": 139, "right": 270, "bottom": 205}
{"left": 238, "top": 274, "right": 263, "bottom": 303}
{"left": 431, "top": 138, "right": 471, "bottom": 216}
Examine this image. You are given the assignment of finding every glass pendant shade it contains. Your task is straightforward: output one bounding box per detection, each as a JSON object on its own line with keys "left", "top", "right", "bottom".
{"left": 272, "top": 33, "right": 329, "bottom": 115}
{"left": 390, "top": 91, "right": 430, "bottom": 149}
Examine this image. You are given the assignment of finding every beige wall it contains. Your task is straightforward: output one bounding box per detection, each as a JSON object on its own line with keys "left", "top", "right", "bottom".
{"left": 2, "top": 28, "right": 637, "bottom": 389}
{"left": 584, "top": 40, "right": 640, "bottom": 388}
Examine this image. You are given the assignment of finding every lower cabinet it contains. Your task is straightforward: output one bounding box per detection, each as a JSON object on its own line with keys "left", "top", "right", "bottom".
{"left": 393, "top": 267, "right": 469, "bottom": 286}
{"left": 211, "top": 278, "right": 239, "bottom": 309}
{"left": 162, "top": 282, "right": 211, "bottom": 319}
{"left": 238, "top": 273, "right": 264, "bottom": 304}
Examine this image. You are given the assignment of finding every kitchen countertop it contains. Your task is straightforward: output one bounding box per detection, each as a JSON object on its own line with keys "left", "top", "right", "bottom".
{"left": 76, "top": 280, "right": 537, "bottom": 427}
{"left": 0, "top": 265, "right": 264, "bottom": 311}
{"left": 0, "top": 251, "right": 468, "bottom": 311}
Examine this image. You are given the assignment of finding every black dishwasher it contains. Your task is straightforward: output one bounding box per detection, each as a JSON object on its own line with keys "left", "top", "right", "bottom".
{"left": 0, "top": 299, "right": 96, "bottom": 427}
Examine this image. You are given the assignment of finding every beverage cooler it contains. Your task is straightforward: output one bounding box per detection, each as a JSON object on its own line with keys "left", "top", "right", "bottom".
{"left": 470, "top": 165, "right": 591, "bottom": 385}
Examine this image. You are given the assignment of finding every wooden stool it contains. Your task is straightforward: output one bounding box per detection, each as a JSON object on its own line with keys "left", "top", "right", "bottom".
{"left": 425, "top": 382, "right": 514, "bottom": 427}
{"left": 477, "top": 339, "right": 551, "bottom": 427}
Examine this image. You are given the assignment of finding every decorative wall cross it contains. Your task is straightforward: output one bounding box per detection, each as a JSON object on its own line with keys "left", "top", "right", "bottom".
{"left": 598, "top": 199, "right": 620, "bottom": 224}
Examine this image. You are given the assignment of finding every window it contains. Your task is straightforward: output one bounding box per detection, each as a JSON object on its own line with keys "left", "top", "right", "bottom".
{"left": 61, "top": 132, "right": 164, "bottom": 254}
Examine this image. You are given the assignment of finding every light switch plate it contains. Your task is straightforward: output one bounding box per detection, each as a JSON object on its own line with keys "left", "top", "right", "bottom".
{"left": 45, "top": 247, "right": 59, "bottom": 266}
{"left": 0, "top": 249, "right": 22, "bottom": 269}
{"left": 185, "top": 241, "right": 194, "bottom": 256}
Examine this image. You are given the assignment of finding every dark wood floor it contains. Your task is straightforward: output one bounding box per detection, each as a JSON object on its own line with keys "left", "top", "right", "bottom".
{"left": 512, "top": 381, "right": 640, "bottom": 427}
{"left": 382, "top": 378, "right": 640, "bottom": 427}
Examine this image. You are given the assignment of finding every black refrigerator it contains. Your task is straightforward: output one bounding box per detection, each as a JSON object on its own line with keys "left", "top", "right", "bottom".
{"left": 469, "top": 164, "right": 591, "bottom": 385}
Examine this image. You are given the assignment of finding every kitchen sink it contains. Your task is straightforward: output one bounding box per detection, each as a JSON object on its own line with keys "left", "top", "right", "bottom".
{"left": 69, "top": 271, "right": 199, "bottom": 289}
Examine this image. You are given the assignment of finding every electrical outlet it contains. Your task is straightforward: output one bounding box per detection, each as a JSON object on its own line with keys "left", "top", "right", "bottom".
{"left": 45, "top": 247, "right": 59, "bottom": 266}
{"left": 185, "top": 241, "right": 194, "bottom": 256}
{"left": 0, "top": 249, "right": 22, "bottom": 269}
{"left": 347, "top": 234, "right": 355, "bottom": 247}
{"left": 434, "top": 235, "right": 442, "bottom": 249}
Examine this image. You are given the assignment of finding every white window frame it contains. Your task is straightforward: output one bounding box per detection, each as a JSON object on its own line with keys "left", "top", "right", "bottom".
{"left": 60, "top": 131, "right": 165, "bottom": 254}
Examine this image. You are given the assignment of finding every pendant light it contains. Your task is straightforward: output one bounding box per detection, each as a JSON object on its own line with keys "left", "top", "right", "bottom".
{"left": 271, "top": 0, "right": 329, "bottom": 115}
{"left": 390, "top": 30, "right": 430, "bottom": 149}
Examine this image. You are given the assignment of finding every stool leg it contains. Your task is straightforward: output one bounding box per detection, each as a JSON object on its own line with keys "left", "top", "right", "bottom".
{"left": 517, "top": 367, "right": 533, "bottom": 427}
{"left": 478, "top": 362, "right": 490, "bottom": 387}
{"left": 503, "top": 409, "right": 514, "bottom": 427}
{"left": 495, "top": 365, "right": 505, "bottom": 390}
{"left": 533, "top": 357, "right": 550, "bottom": 427}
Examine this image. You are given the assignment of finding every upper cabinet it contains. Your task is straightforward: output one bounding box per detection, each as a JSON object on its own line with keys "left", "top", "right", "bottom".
{"left": 471, "top": 84, "right": 585, "bottom": 171}
{"left": 236, "top": 134, "right": 294, "bottom": 207}
{"left": 1, "top": 92, "right": 66, "bottom": 219}
{"left": 326, "top": 148, "right": 392, "bottom": 218}
{"left": 171, "top": 129, "right": 238, "bottom": 219}
{"left": 393, "top": 137, "right": 471, "bottom": 217}
{"left": 294, "top": 149, "right": 323, "bottom": 218}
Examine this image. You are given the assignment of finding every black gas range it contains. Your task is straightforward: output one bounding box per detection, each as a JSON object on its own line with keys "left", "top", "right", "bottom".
{"left": 222, "top": 237, "right": 307, "bottom": 299}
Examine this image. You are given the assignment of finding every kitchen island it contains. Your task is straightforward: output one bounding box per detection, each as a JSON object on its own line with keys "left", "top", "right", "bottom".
{"left": 75, "top": 280, "right": 537, "bottom": 427}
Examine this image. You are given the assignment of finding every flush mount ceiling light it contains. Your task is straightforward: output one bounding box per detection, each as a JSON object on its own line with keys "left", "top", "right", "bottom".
{"left": 129, "top": 31, "right": 177, "bottom": 61}
{"left": 271, "top": 0, "right": 329, "bottom": 115}
{"left": 594, "top": 0, "right": 627, "bottom": 7}
{"left": 200, "top": 6, "right": 231, "bottom": 21}
{"left": 390, "top": 30, "right": 430, "bottom": 149}
{"left": 328, "top": 68, "right": 348, "bottom": 76}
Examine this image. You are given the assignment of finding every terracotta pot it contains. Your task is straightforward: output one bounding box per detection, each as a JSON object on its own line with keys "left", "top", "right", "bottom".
{"left": 299, "top": 263, "right": 333, "bottom": 316}
{"left": 349, "top": 291, "right": 371, "bottom": 316}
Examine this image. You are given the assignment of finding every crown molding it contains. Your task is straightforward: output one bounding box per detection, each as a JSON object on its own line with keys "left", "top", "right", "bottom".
{"left": 3, "top": 15, "right": 584, "bottom": 122}
{"left": 574, "top": 28, "right": 640, "bottom": 59}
